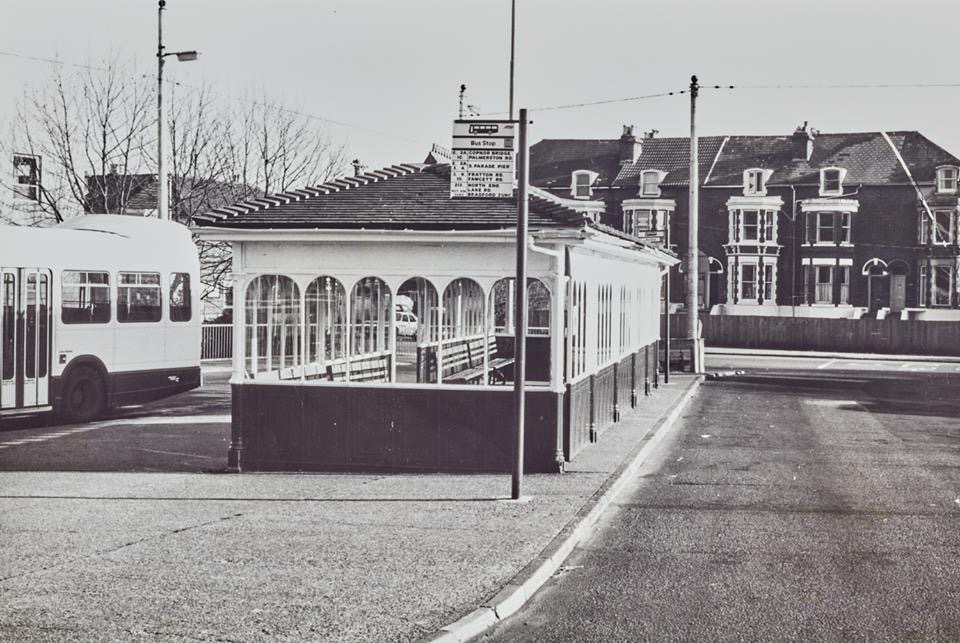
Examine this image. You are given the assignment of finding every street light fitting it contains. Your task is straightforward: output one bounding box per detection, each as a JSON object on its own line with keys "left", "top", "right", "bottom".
{"left": 174, "top": 50, "right": 199, "bottom": 62}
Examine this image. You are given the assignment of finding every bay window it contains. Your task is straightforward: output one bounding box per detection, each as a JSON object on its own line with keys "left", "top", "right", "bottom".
{"left": 732, "top": 209, "right": 776, "bottom": 243}
{"left": 742, "top": 210, "right": 759, "bottom": 241}
{"left": 804, "top": 265, "right": 850, "bottom": 305}
{"left": 622, "top": 203, "right": 672, "bottom": 244}
{"left": 935, "top": 211, "right": 953, "bottom": 244}
{"left": 811, "top": 212, "right": 851, "bottom": 244}
{"left": 741, "top": 265, "right": 757, "bottom": 300}
{"left": 933, "top": 265, "right": 953, "bottom": 307}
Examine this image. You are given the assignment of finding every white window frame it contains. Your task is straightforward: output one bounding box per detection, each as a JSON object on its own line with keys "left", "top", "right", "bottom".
{"left": 13, "top": 153, "right": 41, "bottom": 202}
{"left": 741, "top": 264, "right": 758, "bottom": 301}
{"left": 743, "top": 168, "right": 767, "bottom": 196}
{"left": 819, "top": 167, "right": 845, "bottom": 196}
{"left": 932, "top": 265, "right": 953, "bottom": 307}
{"left": 571, "top": 170, "right": 598, "bottom": 200}
{"left": 936, "top": 166, "right": 958, "bottom": 194}
{"left": 742, "top": 210, "right": 760, "bottom": 241}
{"left": 730, "top": 209, "right": 777, "bottom": 244}
{"left": 838, "top": 266, "right": 850, "bottom": 305}
{"left": 919, "top": 264, "right": 928, "bottom": 306}
{"left": 929, "top": 210, "right": 954, "bottom": 245}
{"left": 640, "top": 170, "right": 662, "bottom": 197}
{"left": 814, "top": 212, "right": 850, "bottom": 244}
{"left": 732, "top": 260, "right": 776, "bottom": 305}
{"left": 814, "top": 266, "right": 833, "bottom": 304}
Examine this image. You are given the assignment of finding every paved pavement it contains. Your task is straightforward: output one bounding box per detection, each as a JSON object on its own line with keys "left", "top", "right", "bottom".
{"left": 480, "top": 370, "right": 960, "bottom": 642}
{"left": 706, "top": 348, "right": 960, "bottom": 375}
{"left": 0, "top": 367, "right": 700, "bottom": 642}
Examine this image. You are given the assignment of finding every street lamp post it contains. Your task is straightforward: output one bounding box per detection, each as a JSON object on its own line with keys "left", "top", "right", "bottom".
{"left": 157, "top": 0, "right": 198, "bottom": 221}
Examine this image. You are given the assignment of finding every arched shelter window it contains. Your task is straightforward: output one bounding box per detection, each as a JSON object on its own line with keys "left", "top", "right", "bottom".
{"left": 245, "top": 275, "right": 300, "bottom": 377}
{"left": 490, "top": 277, "right": 552, "bottom": 335}
{"left": 397, "top": 277, "right": 439, "bottom": 343}
{"left": 489, "top": 277, "right": 553, "bottom": 384}
{"left": 351, "top": 277, "right": 392, "bottom": 356}
{"left": 305, "top": 276, "right": 347, "bottom": 365}
{"left": 442, "top": 278, "right": 485, "bottom": 339}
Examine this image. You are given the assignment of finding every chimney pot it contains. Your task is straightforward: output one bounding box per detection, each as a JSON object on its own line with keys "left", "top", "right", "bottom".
{"left": 791, "top": 122, "right": 815, "bottom": 161}
{"left": 619, "top": 125, "right": 642, "bottom": 165}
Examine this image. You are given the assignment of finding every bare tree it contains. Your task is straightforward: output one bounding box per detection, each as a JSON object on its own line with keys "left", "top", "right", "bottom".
{"left": 2, "top": 58, "right": 348, "bottom": 314}
{"left": 166, "top": 88, "right": 347, "bottom": 309}
{"left": 1, "top": 58, "right": 153, "bottom": 224}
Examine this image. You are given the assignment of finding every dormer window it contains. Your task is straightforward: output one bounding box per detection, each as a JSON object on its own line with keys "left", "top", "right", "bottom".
{"left": 571, "top": 170, "right": 598, "bottom": 199}
{"left": 640, "top": 170, "right": 662, "bottom": 197}
{"left": 743, "top": 168, "right": 770, "bottom": 196}
{"left": 937, "top": 166, "right": 958, "bottom": 193}
{"left": 820, "top": 167, "right": 845, "bottom": 196}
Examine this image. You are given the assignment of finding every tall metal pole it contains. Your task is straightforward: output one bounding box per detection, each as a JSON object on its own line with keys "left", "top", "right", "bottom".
{"left": 508, "top": 0, "right": 516, "bottom": 120}
{"left": 512, "top": 108, "right": 529, "bottom": 500}
{"left": 157, "top": 0, "right": 168, "bottom": 220}
{"left": 686, "top": 76, "right": 699, "bottom": 345}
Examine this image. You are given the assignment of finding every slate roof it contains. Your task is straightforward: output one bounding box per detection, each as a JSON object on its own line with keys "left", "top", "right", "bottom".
{"left": 613, "top": 136, "right": 728, "bottom": 187}
{"left": 603, "top": 130, "right": 960, "bottom": 189}
{"left": 86, "top": 173, "right": 158, "bottom": 212}
{"left": 529, "top": 139, "right": 623, "bottom": 188}
{"left": 193, "top": 163, "right": 633, "bottom": 239}
{"left": 86, "top": 173, "right": 253, "bottom": 219}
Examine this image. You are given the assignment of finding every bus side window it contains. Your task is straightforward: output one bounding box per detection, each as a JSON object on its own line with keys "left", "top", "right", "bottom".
{"left": 61, "top": 270, "right": 111, "bottom": 324}
{"left": 118, "top": 272, "right": 162, "bottom": 323}
{"left": 169, "top": 272, "right": 191, "bottom": 322}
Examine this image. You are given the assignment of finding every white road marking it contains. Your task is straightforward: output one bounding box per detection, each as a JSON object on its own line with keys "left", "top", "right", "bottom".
{"left": 98, "top": 414, "right": 231, "bottom": 427}
{"left": 817, "top": 359, "right": 838, "bottom": 370}
{"left": 804, "top": 399, "right": 862, "bottom": 408}
{"left": 0, "top": 414, "right": 229, "bottom": 450}
{"left": 132, "top": 448, "right": 217, "bottom": 459}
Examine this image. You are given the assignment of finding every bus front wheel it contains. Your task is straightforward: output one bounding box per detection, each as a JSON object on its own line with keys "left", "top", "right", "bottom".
{"left": 61, "top": 367, "right": 106, "bottom": 422}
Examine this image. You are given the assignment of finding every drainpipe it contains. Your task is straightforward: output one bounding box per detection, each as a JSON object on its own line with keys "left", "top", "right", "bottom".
{"left": 791, "top": 186, "right": 798, "bottom": 316}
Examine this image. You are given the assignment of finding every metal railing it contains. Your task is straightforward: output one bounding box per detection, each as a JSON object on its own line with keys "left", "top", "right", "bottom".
{"left": 201, "top": 323, "right": 233, "bottom": 360}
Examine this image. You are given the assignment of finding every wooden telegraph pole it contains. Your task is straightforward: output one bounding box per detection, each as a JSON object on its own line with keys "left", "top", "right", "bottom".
{"left": 512, "top": 108, "right": 529, "bottom": 500}
{"left": 686, "top": 75, "right": 701, "bottom": 370}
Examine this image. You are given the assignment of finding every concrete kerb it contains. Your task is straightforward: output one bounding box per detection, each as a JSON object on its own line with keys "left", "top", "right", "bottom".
{"left": 705, "top": 347, "right": 960, "bottom": 363}
{"left": 419, "top": 375, "right": 704, "bottom": 643}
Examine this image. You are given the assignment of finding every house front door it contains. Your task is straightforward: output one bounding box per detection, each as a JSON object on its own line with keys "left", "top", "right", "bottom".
{"left": 868, "top": 275, "right": 890, "bottom": 313}
{"left": 889, "top": 274, "right": 906, "bottom": 313}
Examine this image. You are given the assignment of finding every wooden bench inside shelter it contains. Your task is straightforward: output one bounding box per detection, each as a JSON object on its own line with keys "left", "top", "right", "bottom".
{"left": 268, "top": 351, "right": 391, "bottom": 383}
{"left": 418, "top": 335, "right": 515, "bottom": 384}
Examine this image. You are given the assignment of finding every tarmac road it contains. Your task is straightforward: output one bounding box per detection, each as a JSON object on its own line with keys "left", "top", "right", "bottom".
{"left": 481, "top": 368, "right": 960, "bottom": 642}
{"left": 0, "top": 368, "right": 231, "bottom": 472}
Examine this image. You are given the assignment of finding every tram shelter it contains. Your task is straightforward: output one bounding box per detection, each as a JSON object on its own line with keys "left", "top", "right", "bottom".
{"left": 194, "top": 163, "right": 677, "bottom": 473}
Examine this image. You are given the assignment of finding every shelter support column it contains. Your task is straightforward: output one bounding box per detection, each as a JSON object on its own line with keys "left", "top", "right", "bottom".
{"left": 228, "top": 266, "right": 247, "bottom": 473}
{"left": 550, "top": 265, "right": 567, "bottom": 471}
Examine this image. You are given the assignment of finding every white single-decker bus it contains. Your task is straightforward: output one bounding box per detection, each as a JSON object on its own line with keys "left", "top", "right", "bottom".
{"left": 1, "top": 215, "right": 201, "bottom": 421}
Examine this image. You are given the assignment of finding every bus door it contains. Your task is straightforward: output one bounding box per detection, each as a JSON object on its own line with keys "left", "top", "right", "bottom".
{"left": 0, "top": 268, "right": 51, "bottom": 412}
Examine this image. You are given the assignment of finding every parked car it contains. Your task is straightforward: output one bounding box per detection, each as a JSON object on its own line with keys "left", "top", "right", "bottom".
{"left": 395, "top": 310, "right": 419, "bottom": 337}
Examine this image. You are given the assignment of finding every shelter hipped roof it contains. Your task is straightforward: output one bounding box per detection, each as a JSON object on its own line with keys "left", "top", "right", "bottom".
{"left": 192, "top": 163, "right": 647, "bottom": 247}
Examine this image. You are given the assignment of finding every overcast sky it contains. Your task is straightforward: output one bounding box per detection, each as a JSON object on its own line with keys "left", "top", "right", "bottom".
{"left": 3, "top": 0, "right": 959, "bottom": 172}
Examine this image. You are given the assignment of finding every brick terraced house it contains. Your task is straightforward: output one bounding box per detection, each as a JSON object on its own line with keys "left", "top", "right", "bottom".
{"left": 531, "top": 124, "right": 960, "bottom": 320}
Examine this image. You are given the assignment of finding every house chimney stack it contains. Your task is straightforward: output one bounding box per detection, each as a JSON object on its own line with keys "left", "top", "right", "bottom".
{"left": 351, "top": 159, "right": 366, "bottom": 176}
{"left": 619, "top": 124, "right": 642, "bottom": 165}
{"left": 792, "top": 121, "right": 815, "bottom": 161}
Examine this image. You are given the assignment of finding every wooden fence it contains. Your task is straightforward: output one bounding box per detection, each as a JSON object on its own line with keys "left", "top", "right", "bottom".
{"left": 672, "top": 315, "right": 960, "bottom": 356}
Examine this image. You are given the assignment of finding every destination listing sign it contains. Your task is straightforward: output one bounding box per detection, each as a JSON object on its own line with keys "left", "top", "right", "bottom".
{"left": 451, "top": 120, "right": 516, "bottom": 198}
